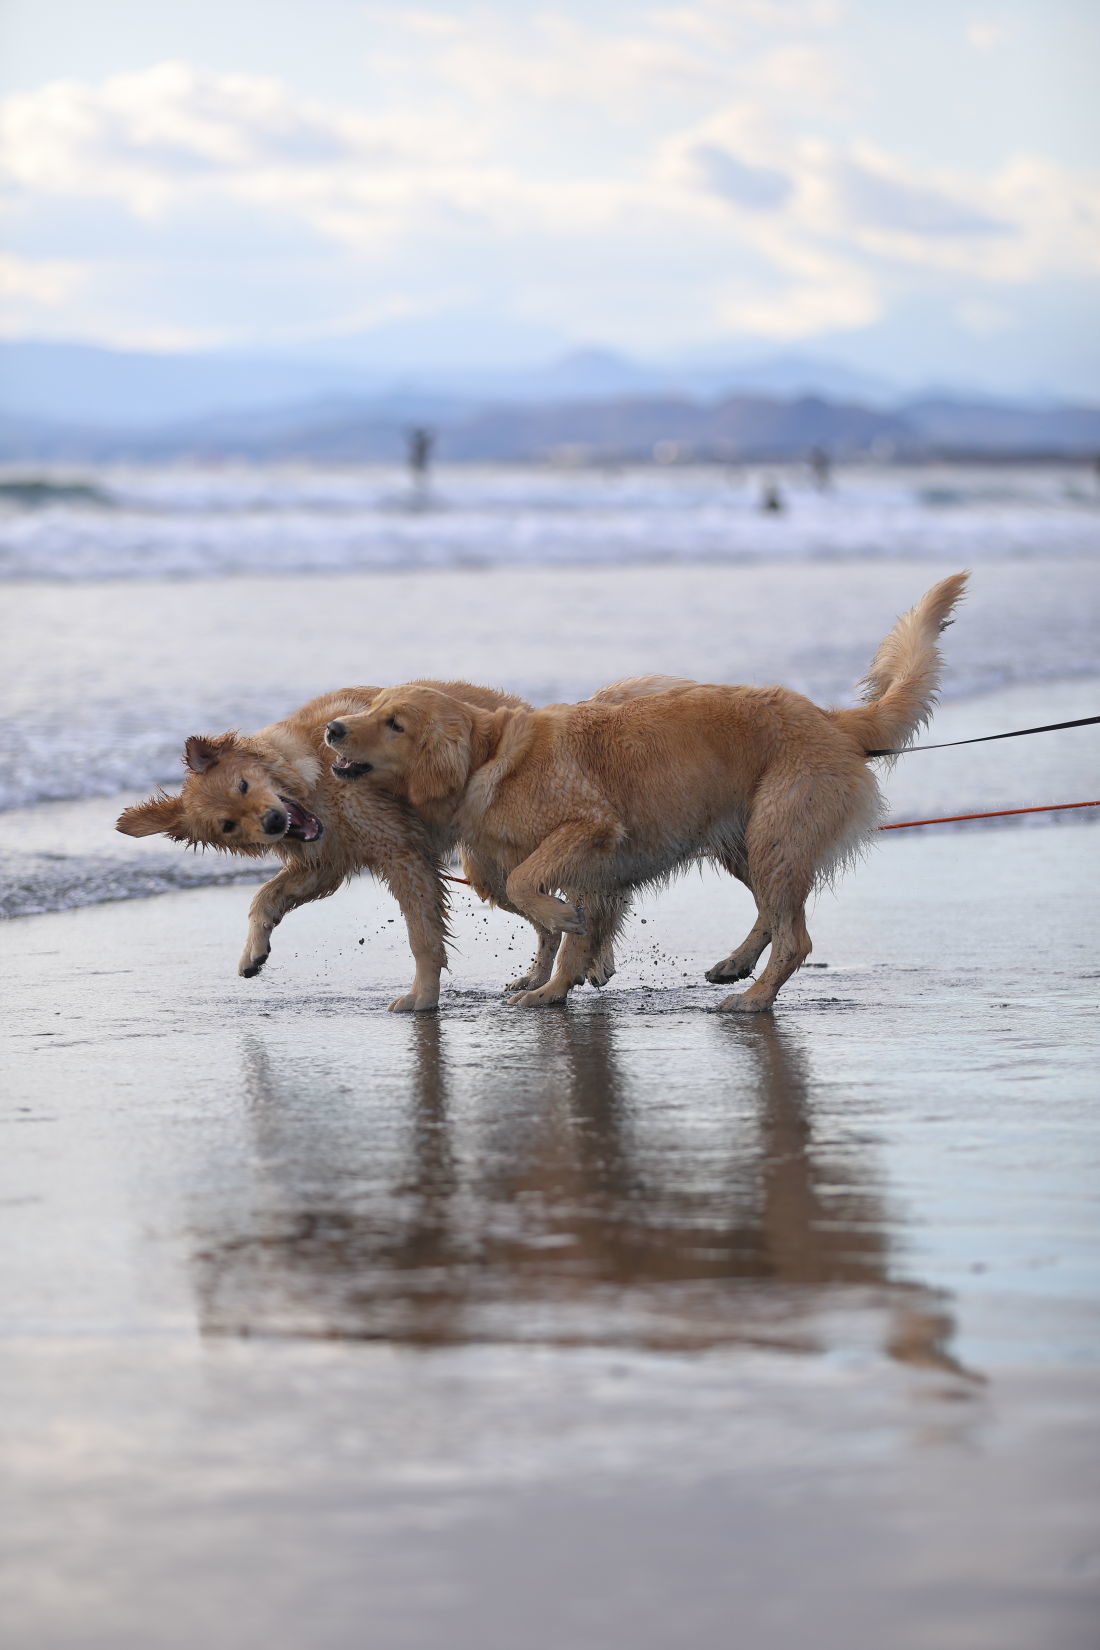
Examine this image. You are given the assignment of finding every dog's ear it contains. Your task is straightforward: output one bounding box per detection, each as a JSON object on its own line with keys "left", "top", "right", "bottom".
{"left": 183, "top": 733, "right": 238, "bottom": 774}
{"left": 116, "top": 794, "right": 187, "bottom": 840}
{"left": 406, "top": 715, "right": 471, "bottom": 809}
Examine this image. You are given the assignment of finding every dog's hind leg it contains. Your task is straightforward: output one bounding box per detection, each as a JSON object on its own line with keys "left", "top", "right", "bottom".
{"left": 716, "top": 890, "right": 811, "bottom": 1014}
{"left": 715, "top": 767, "right": 866, "bottom": 1012}
{"left": 715, "top": 789, "right": 814, "bottom": 1012}
{"left": 239, "top": 865, "right": 342, "bottom": 977}
{"left": 706, "top": 908, "right": 772, "bottom": 984}
{"left": 705, "top": 865, "right": 770, "bottom": 983}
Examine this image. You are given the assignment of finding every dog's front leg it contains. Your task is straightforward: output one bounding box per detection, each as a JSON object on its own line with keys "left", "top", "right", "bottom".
{"left": 504, "top": 820, "right": 622, "bottom": 1008}
{"left": 459, "top": 844, "right": 557, "bottom": 993}
{"left": 380, "top": 856, "right": 450, "bottom": 1013}
{"left": 506, "top": 924, "right": 559, "bottom": 993}
{"left": 504, "top": 818, "right": 622, "bottom": 938}
{"left": 239, "top": 865, "right": 341, "bottom": 977}
{"left": 508, "top": 929, "right": 598, "bottom": 1007}
{"left": 510, "top": 894, "right": 627, "bottom": 1005}
{"left": 579, "top": 891, "right": 630, "bottom": 988}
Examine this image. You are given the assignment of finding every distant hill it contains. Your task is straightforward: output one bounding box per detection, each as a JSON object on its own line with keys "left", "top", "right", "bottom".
{"left": 0, "top": 337, "right": 910, "bottom": 429}
{"left": 903, "top": 398, "right": 1100, "bottom": 455}
{"left": 1, "top": 336, "right": 1098, "bottom": 464}
{"left": 438, "top": 394, "right": 915, "bottom": 462}
{"left": 0, "top": 389, "right": 916, "bottom": 464}
{"left": 0, "top": 340, "right": 380, "bottom": 427}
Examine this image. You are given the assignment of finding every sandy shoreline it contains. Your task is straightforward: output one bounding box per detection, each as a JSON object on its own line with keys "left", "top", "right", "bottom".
{"left": 2, "top": 823, "right": 1099, "bottom": 1647}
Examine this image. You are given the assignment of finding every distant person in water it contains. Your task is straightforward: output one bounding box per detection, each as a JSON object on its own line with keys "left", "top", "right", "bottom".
{"left": 808, "top": 446, "right": 832, "bottom": 491}
{"left": 759, "top": 480, "right": 785, "bottom": 513}
{"left": 406, "top": 426, "right": 435, "bottom": 495}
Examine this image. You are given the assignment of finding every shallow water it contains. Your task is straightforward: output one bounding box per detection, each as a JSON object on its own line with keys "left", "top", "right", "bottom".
{"left": 1, "top": 509, "right": 1099, "bottom": 914}
{"left": 2, "top": 838, "right": 1098, "bottom": 1649}
{"left": 3, "top": 452, "right": 1099, "bottom": 1647}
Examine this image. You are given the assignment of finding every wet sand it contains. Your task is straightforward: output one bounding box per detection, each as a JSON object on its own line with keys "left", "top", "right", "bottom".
{"left": 2, "top": 825, "right": 1099, "bottom": 1649}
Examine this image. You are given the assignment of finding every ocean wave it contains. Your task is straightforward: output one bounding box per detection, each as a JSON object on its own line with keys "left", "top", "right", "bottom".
{"left": 1, "top": 461, "right": 1097, "bottom": 581}
{"left": 0, "top": 849, "right": 270, "bottom": 919}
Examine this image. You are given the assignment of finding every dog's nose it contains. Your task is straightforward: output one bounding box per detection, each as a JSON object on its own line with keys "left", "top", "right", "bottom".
{"left": 262, "top": 808, "right": 288, "bottom": 836}
{"left": 326, "top": 720, "right": 346, "bottom": 744}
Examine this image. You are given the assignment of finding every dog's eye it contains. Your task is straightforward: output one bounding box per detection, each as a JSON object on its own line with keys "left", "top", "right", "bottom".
{"left": 238, "top": 780, "right": 249, "bottom": 795}
{"left": 222, "top": 819, "right": 236, "bottom": 832}
{"left": 386, "top": 715, "right": 404, "bottom": 733}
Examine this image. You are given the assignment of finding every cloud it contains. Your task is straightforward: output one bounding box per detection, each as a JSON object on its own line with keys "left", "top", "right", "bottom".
{"left": 0, "top": 17, "right": 1096, "bottom": 367}
{"left": 967, "top": 19, "right": 1010, "bottom": 52}
{"left": 690, "top": 145, "right": 792, "bottom": 210}
{"left": 955, "top": 298, "right": 1016, "bottom": 335}
{"left": 0, "top": 251, "right": 83, "bottom": 302}
{"left": 0, "top": 60, "right": 468, "bottom": 218}
{"left": 832, "top": 157, "right": 1011, "bottom": 238}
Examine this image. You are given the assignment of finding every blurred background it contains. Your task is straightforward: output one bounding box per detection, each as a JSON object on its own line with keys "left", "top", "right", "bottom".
{"left": 1, "top": 1, "right": 1098, "bottom": 906}
{"left": 2, "top": 0, "right": 1098, "bottom": 453}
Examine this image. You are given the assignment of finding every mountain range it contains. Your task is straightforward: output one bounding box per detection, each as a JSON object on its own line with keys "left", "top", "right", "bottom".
{"left": 1, "top": 339, "right": 1098, "bottom": 464}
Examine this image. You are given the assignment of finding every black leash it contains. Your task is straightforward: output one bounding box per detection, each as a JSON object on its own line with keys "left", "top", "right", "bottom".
{"left": 867, "top": 713, "right": 1100, "bottom": 759}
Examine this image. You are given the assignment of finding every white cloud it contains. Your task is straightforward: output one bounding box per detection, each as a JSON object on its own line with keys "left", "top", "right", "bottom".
{"left": 690, "top": 145, "right": 793, "bottom": 211}
{"left": 0, "top": 12, "right": 1095, "bottom": 365}
{"left": 0, "top": 60, "right": 476, "bottom": 219}
{"left": 967, "top": 19, "right": 1010, "bottom": 52}
{"left": 715, "top": 269, "right": 882, "bottom": 340}
{"left": 831, "top": 156, "right": 1010, "bottom": 239}
{"left": 955, "top": 298, "right": 1016, "bottom": 335}
{"left": 0, "top": 251, "right": 84, "bottom": 303}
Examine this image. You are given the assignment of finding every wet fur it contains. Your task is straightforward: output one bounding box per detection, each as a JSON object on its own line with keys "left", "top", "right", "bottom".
{"left": 118, "top": 681, "right": 526, "bottom": 1012}
{"left": 116, "top": 676, "right": 688, "bottom": 1010}
{"left": 325, "top": 576, "right": 968, "bottom": 1013}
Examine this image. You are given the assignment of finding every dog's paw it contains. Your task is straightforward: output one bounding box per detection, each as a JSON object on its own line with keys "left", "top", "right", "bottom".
{"left": 505, "top": 972, "right": 547, "bottom": 993}
{"left": 508, "top": 984, "right": 570, "bottom": 1008}
{"left": 586, "top": 952, "right": 616, "bottom": 989}
{"left": 715, "top": 990, "right": 774, "bottom": 1014}
{"left": 388, "top": 991, "right": 439, "bottom": 1013}
{"left": 239, "top": 949, "right": 270, "bottom": 978}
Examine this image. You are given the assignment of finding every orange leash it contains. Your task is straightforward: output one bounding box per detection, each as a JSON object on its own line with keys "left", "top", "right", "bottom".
{"left": 441, "top": 798, "right": 1098, "bottom": 885}
{"left": 880, "top": 799, "right": 1100, "bottom": 830}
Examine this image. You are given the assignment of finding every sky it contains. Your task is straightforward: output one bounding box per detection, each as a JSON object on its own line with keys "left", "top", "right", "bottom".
{"left": 1, "top": 0, "right": 1098, "bottom": 395}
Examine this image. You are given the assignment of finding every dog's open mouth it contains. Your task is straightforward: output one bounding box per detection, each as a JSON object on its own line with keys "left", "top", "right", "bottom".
{"left": 331, "top": 756, "right": 373, "bottom": 779}
{"left": 279, "top": 796, "right": 324, "bottom": 841}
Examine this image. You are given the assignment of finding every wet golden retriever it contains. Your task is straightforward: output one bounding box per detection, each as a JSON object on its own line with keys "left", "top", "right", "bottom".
{"left": 323, "top": 575, "right": 967, "bottom": 1013}
{"left": 117, "top": 675, "right": 689, "bottom": 1011}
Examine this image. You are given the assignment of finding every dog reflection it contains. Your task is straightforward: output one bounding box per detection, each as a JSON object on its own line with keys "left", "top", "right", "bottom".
{"left": 192, "top": 1016, "right": 968, "bottom": 1376}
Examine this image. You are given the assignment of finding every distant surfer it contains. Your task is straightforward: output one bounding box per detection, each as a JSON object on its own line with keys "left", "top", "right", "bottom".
{"left": 406, "top": 426, "right": 434, "bottom": 496}
{"left": 759, "top": 480, "right": 785, "bottom": 513}
{"left": 808, "top": 446, "right": 832, "bottom": 491}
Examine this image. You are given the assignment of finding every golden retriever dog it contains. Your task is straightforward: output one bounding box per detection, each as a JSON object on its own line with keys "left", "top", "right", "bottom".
{"left": 323, "top": 574, "right": 967, "bottom": 1013}
{"left": 116, "top": 675, "right": 690, "bottom": 1012}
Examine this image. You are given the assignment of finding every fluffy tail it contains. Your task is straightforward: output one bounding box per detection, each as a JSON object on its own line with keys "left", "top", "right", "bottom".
{"left": 831, "top": 572, "right": 968, "bottom": 756}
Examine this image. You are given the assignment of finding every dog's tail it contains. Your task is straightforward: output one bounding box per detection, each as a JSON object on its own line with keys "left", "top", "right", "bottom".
{"left": 830, "top": 572, "right": 968, "bottom": 756}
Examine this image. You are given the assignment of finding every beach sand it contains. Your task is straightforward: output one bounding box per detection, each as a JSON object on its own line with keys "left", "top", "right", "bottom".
{"left": 2, "top": 822, "right": 1099, "bottom": 1648}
